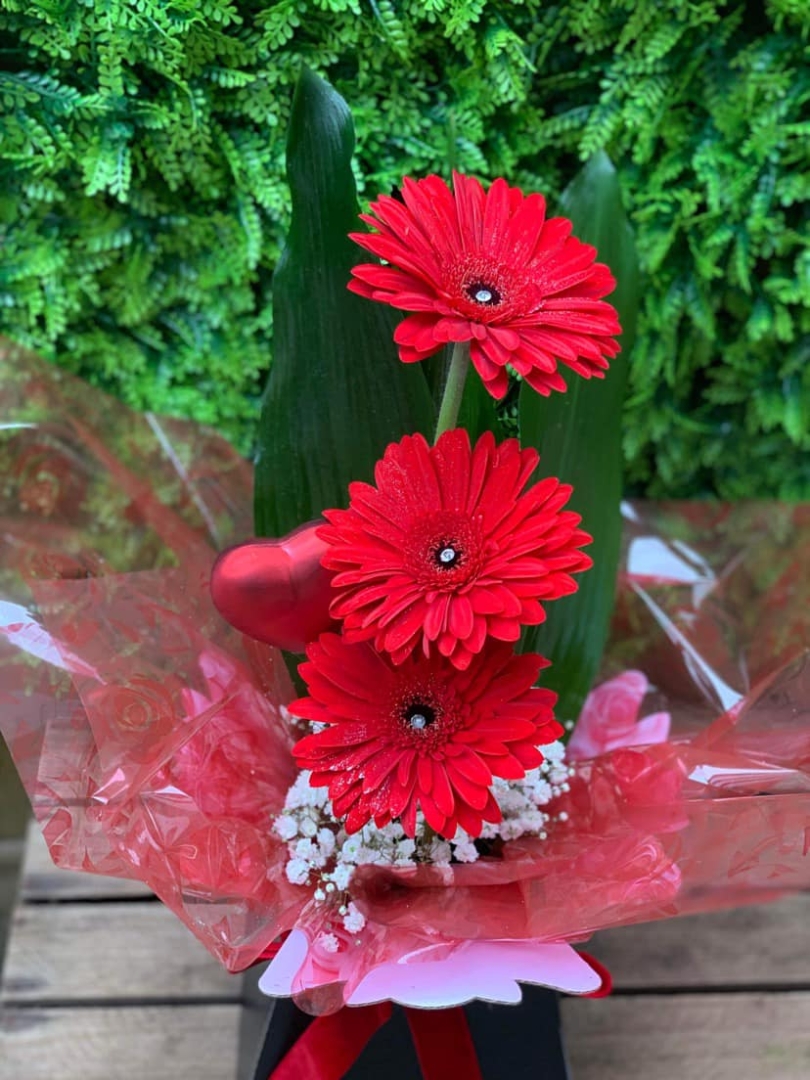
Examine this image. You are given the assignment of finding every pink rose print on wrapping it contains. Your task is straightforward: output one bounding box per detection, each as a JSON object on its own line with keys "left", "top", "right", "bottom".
{"left": 573, "top": 834, "right": 682, "bottom": 910}
{"left": 568, "top": 670, "right": 670, "bottom": 761}
{"left": 165, "top": 648, "right": 297, "bottom": 827}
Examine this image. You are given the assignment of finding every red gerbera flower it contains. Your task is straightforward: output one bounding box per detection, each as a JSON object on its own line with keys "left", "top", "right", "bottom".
{"left": 348, "top": 171, "right": 622, "bottom": 400}
{"left": 319, "top": 429, "right": 592, "bottom": 671}
{"left": 291, "top": 633, "right": 561, "bottom": 838}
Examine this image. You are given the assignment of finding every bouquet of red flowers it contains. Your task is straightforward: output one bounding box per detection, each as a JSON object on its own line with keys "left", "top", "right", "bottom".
{"left": 2, "top": 72, "right": 809, "bottom": 1080}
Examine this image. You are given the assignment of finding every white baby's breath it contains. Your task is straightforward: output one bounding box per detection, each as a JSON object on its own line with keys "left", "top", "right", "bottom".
{"left": 343, "top": 902, "right": 366, "bottom": 934}
{"left": 285, "top": 858, "right": 311, "bottom": 886}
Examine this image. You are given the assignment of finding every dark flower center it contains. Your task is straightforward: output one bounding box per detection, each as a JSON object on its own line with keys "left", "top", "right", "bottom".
{"left": 434, "top": 543, "right": 461, "bottom": 568}
{"left": 390, "top": 680, "right": 467, "bottom": 751}
{"left": 464, "top": 280, "right": 502, "bottom": 306}
{"left": 404, "top": 703, "right": 436, "bottom": 731}
{"left": 406, "top": 511, "right": 482, "bottom": 587}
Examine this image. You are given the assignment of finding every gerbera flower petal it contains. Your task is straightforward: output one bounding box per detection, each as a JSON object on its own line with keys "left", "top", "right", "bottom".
{"left": 469, "top": 590, "right": 505, "bottom": 615}
{"left": 345, "top": 803, "right": 372, "bottom": 835}
{"left": 512, "top": 742, "right": 545, "bottom": 770}
{"left": 484, "top": 617, "right": 522, "bottom": 642}
{"left": 437, "top": 631, "right": 458, "bottom": 657}
{"left": 446, "top": 749, "right": 493, "bottom": 788}
{"left": 395, "top": 751, "right": 417, "bottom": 790}
{"left": 361, "top": 749, "right": 405, "bottom": 793}
{"left": 420, "top": 791, "right": 450, "bottom": 834}
{"left": 416, "top": 753, "right": 433, "bottom": 795}
{"left": 452, "top": 170, "right": 485, "bottom": 244}
{"left": 448, "top": 595, "right": 475, "bottom": 640}
{"left": 469, "top": 342, "right": 510, "bottom": 398}
{"left": 455, "top": 793, "right": 501, "bottom": 837}
{"left": 291, "top": 636, "right": 557, "bottom": 839}
{"left": 431, "top": 762, "right": 456, "bottom": 818}
{"left": 349, "top": 264, "right": 439, "bottom": 312}
{"left": 422, "top": 593, "right": 449, "bottom": 642}
{"left": 399, "top": 799, "right": 418, "bottom": 838}
{"left": 350, "top": 172, "right": 621, "bottom": 400}
{"left": 380, "top": 602, "right": 430, "bottom": 653}
{"left": 393, "top": 312, "right": 443, "bottom": 353}
{"left": 523, "top": 366, "right": 569, "bottom": 396}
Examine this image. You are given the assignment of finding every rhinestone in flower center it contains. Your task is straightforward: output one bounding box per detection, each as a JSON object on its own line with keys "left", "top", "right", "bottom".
{"left": 404, "top": 703, "right": 436, "bottom": 730}
{"left": 391, "top": 678, "right": 467, "bottom": 751}
{"left": 405, "top": 511, "right": 484, "bottom": 588}
{"left": 435, "top": 544, "right": 460, "bottom": 568}
{"left": 464, "top": 280, "right": 502, "bottom": 306}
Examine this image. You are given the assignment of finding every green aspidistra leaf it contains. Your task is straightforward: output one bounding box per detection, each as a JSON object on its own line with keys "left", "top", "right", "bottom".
{"left": 519, "top": 151, "right": 640, "bottom": 724}
{"left": 254, "top": 69, "right": 435, "bottom": 536}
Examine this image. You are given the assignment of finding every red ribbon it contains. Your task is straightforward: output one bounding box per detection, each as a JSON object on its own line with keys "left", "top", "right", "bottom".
{"left": 579, "top": 952, "right": 614, "bottom": 998}
{"left": 405, "top": 1006, "right": 484, "bottom": 1080}
{"left": 268, "top": 1004, "right": 483, "bottom": 1080}
{"left": 257, "top": 935, "right": 289, "bottom": 962}
{"left": 268, "top": 1002, "right": 393, "bottom": 1080}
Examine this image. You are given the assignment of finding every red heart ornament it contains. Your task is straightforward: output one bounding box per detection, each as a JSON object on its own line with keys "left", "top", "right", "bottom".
{"left": 210, "top": 522, "right": 336, "bottom": 653}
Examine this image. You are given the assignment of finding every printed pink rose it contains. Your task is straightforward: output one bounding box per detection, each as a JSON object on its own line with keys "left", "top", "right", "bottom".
{"left": 568, "top": 670, "right": 670, "bottom": 760}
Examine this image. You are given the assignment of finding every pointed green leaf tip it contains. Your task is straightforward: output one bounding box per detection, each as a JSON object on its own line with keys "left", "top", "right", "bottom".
{"left": 254, "top": 69, "right": 435, "bottom": 536}
{"left": 519, "top": 151, "right": 641, "bottom": 724}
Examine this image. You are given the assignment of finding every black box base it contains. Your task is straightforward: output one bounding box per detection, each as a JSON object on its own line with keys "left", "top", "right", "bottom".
{"left": 240, "top": 966, "right": 570, "bottom": 1080}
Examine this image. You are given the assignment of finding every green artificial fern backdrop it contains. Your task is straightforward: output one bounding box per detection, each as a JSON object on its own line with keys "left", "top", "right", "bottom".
{"left": 1, "top": 1, "right": 808, "bottom": 496}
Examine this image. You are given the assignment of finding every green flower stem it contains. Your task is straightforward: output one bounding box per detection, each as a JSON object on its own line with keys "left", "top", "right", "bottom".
{"left": 434, "top": 341, "right": 470, "bottom": 443}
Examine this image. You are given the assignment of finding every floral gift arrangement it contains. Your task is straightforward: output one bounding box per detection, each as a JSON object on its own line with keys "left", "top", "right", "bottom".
{"left": 1, "top": 72, "right": 809, "bottom": 1080}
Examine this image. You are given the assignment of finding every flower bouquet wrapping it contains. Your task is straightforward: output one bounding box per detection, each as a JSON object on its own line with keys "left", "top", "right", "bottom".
{"left": 2, "top": 72, "right": 810, "bottom": 1080}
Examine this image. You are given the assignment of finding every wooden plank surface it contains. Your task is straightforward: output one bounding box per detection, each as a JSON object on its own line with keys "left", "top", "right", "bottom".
{"left": 0, "top": 1005, "right": 240, "bottom": 1080}
{"left": 6, "top": 892, "right": 808, "bottom": 1006}
{"left": 1, "top": 902, "right": 237, "bottom": 1003}
{"left": 5, "top": 994, "right": 805, "bottom": 1080}
{"left": 3, "top": 995, "right": 808, "bottom": 1080}
{"left": 21, "top": 824, "right": 151, "bottom": 901}
{"left": 592, "top": 893, "right": 810, "bottom": 989}
{"left": 0, "top": 839, "right": 22, "bottom": 970}
{"left": 562, "top": 992, "right": 810, "bottom": 1080}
